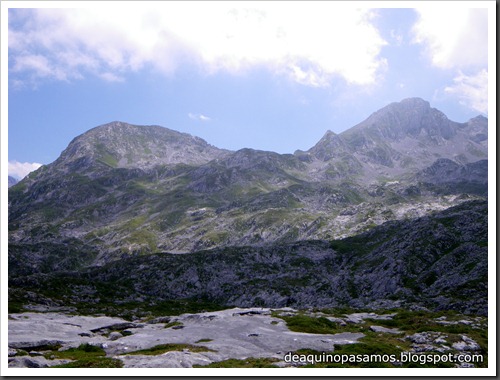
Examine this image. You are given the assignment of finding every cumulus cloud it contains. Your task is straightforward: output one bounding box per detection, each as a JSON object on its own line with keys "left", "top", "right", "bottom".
{"left": 412, "top": 7, "right": 487, "bottom": 69}
{"left": 8, "top": 160, "right": 43, "bottom": 179}
{"left": 8, "top": 4, "right": 387, "bottom": 87}
{"left": 444, "top": 70, "right": 488, "bottom": 114}
{"left": 188, "top": 113, "right": 211, "bottom": 122}
{"left": 412, "top": 7, "right": 488, "bottom": 114}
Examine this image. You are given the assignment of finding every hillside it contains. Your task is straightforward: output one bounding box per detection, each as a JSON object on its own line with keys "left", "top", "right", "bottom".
{"left": 9, "top": 200, "right": 487, "bottom": 315}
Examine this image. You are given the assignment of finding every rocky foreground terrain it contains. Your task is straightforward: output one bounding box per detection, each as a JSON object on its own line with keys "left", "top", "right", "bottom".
{"left": 8, "top": 307, "right": 487, "bottom": 368}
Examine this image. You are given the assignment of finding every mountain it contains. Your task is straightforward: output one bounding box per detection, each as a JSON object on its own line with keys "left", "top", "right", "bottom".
{"left": 49, "top": 121, "right": 229, "bottom": 174}
{"left": 303, "top": 98, "right": 487, "bottom": 180}
{"left": 8, "top": 176, "right": 18, "bottom": 188}
{"left": 8, "top": 98, "right": 488, "bottom": 275}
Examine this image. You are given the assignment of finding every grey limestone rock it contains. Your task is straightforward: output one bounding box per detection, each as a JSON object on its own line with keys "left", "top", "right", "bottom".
{"left": 8, "top": 339, "right": 65, "bottom": 351}
{"left": 406, "top": 333, "right": 430, "bottom": 345}
{"left": 146, "top": 316, "right": 171, "bottom": 325}
{"left": 108, "top": 332, "right": 123, "bottom": 341}
{"left": 8, "top": 348, "right": 18, "bottom": 357}
{"left": 8, "top": 356, "right": 72, "bottom": 368}
{"left": 452, "top": 336, "right": 481, "bottom": 351}
{"left": 369, "top": 326, "right": 402, "bottom": 334}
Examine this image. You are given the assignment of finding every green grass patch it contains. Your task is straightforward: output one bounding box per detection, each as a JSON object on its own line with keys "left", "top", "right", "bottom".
{"left": 95, "top": 143, "right": 118, "bottom": 168}
{"left": 193, "top": 357, "right": 279, "bottom": 368}
{"left": 45, "top": 343, "right": 105, "bottom": 360}
{"left": 367, "top": 309, "right": 478, "bottom": 334}
{"left": 164, "top": 321, "right": 183, "bottom": 329}
{"left": 47, "top": 343, "right": 123, "bottom": 368}
{"left": 279, "top": 314, "right": 338, "bottom": 334}
{"left": 127, "top": 229, "right": 158, "bottom": 251}
{"left": 52, "top": 357, "right": 123, "bottom": 368}
{"left": 147, "top": 298, "right": 229, "bottom": 316}
{"left": 195, "top": 338, "right": 213, "bottom": 343}
{"left": 122, "top": 216, "right": 147, "bottom": 230}
{"left": 8, "top": 301, "right": 26, "bottom": 314}
{"left": 125, "top": 343, "right": 214, "bottom": 356}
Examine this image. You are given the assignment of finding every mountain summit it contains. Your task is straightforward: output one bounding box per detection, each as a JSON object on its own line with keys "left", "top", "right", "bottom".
{"left": 306, "top": 98, "right": 487, "bottom": 179}
{"left": 348, "top": 97, "right": 453, "bottom": 139}
{"left": 54, "top": 121, "right": 229, "bottom": 173}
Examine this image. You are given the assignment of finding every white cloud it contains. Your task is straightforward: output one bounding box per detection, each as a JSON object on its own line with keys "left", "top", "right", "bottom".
{"left": 8, "top": 4, "right": 387, "bottom": 87}
{"left": 99, "top": 72, "right": 125, "bottom": 83}
{"left": 444, "top": 70, "right": 488, "bottom": 114}
{"left": 412, "top": 8, "right": 488, "bottom": 114}
{"left": 412, "top": 8, "right": 488, "bottom": 69}
{"left": 8, "top": 160, "right": 43, "bottom": 179}
{"left": 188, "top": 113, "right": 211, "bottom": 122}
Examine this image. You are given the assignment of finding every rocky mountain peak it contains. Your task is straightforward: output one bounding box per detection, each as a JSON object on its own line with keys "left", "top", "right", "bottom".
{"left": 346, "top": 97, "right": 454, "bottom": 141}
{"left": 462, "top": 115, "right": 488, "bottom": 147}
{"left": 468, "top": 114, "right": 488, "bottom": 123}
{"left": 306, "top": 130, "right": 348, "bottom": 162}
{"left": 53, "top": 121, "right": 229, "bottom": 172}
{"left": 303, "top": 98, "right": 487, "bottom": 177}
{"left": 322, "top": 130, "right": 336, "bottom": 138}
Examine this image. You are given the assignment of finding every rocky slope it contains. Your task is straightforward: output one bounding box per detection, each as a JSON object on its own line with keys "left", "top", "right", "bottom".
{"left": 9, "top": 200, "right": 488, "bottom": 315}
{"left": 8, "top": 98, "right": 488, "bottom": 271}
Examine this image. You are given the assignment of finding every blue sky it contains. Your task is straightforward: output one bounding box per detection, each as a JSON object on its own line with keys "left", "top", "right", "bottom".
{"left": 5, "top": 2, "right": 491, "bottom": 179}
